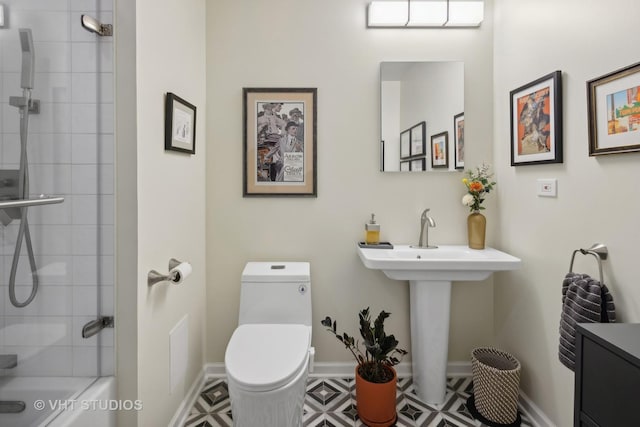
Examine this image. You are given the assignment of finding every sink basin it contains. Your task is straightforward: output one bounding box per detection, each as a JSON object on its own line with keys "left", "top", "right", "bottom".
{"left": 356, "top": 243, "right": 521, "bottom": 404}
{"left": 357, "top": 244, "right": 521, "bottom": 281}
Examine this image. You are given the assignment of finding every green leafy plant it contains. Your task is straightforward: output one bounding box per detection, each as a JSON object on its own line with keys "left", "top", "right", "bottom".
{"left": 321, "top": 307, "right": 408, "bottom": 383}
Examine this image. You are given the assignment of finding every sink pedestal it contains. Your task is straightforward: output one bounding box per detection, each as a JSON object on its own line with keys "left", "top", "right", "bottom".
{"left": 410, "top": 280, "right": 451, "bottom": 404}
{"left": 355, "top": 244, "right": 522, "bottom": 404}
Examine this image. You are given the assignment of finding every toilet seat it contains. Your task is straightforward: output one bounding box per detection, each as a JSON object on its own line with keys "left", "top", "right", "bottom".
{"left": 225, "top": 324, "right": 311, "bottom": 392}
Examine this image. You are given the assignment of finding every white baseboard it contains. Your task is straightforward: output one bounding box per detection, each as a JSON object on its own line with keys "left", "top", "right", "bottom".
{"left": 174, "top": 361, "right": 555, "bottom": 427}
{"left": 168, "top": 368, "right": 206, "bottom": 427}
{"left": 518, "top": 389, "right": 556, "bottom": 427}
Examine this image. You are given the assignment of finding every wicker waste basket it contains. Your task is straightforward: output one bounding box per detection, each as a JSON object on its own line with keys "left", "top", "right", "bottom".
{"left": 470, "top": 347, "right": 521, "bottom": 426}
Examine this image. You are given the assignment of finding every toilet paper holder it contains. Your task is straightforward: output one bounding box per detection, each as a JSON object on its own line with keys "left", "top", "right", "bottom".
{"left": 148, "top": 258, "right": 191, "bottom": 287}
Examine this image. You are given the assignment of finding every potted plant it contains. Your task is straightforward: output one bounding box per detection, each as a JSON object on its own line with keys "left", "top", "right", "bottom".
{"left": 321, "top": 307, "right": 407, "bottom": 427}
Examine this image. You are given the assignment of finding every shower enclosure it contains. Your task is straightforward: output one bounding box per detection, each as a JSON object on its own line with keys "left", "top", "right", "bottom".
{"left": 0, "top": 1, "right": 114, "bottom": 426}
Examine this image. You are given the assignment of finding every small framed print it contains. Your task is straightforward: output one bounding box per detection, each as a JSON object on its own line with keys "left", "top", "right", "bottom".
{"left": 410, "top": 121, "right": 426, "bottom": 156}
{"left": 510, "top": 71, "right": 563, "bottom": 165}
{"left": 454, "top": 112, "right": 464, "bottom": 169}
{"left": 430, "top": 131, "right": 449, "bottom": 169}
{"left": 410, "top": 158, "right": 425, "bottom": 171}
{"left": 400, "top": 160, "right": 410, "bottom": 171}
{"left": 400, "top": 129, "right": 411, "bottom": 159}
{"left": 165, "top": 92, "right": 196, "bottom": 154}
{"left": 587, "top": 62, "right": 640, "bottom": 156}
{"left": 243, "top": 88, "right": 317, "bottom": 197}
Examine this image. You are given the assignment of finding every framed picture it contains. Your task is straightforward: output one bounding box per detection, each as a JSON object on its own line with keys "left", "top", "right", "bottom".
{"left": 243, "top": 88, "right": 317, "bottom": 197}
{"left": 400, "top": 129, "right": 411, "bottom": 159}
{"left": 587, "top": 62, "right": 640, "bottom": 156}
{"left": 410, "top": 121, "right": 426, "bottom": 156}
{"left": 453, "top": 112, "right": 464, "bottom": 169}
{"left": 165, "top": 92, "right": 196, "bottom": 154}
{"left": 411, "top": 158, "right": 425, "bottom": 171}
{"left": 430, "top": 131, "right": 449, "bottom": 169}
{"left": 400, "top": 160, "right": 410, "bottom": 171}
{"left": 510, "top": 71, "right": 563, "bottom": 166}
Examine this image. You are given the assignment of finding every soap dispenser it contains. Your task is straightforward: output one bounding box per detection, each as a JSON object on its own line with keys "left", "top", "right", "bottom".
{"left": 365, "top": 213, "right": 380, "bottom": 245}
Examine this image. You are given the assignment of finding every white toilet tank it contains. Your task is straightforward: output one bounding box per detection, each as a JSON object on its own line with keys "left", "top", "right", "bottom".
{"left": 239, "top": 262, "right": 311, "bottom": 326}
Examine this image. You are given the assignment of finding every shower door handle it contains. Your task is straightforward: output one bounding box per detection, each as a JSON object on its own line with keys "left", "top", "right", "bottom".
{"left": 82, "top": 316, "right": 114, "bottom": 339}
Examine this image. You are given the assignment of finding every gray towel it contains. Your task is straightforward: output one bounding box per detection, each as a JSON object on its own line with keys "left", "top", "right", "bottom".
{"left": 559, "top": 272, "right": 616, "bottom": 371}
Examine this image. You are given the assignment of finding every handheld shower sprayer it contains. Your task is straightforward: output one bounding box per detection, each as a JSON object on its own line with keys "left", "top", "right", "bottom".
{"left": 19, "top": 29, "right": 34, "bottom": 91}
{"left": 6, "top": 28, "right": 41, "bottom": 308}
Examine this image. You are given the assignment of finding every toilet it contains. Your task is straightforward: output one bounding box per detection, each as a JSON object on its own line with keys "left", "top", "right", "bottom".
{"left": 225, "top": 262, "right": 313, "bottom": 427}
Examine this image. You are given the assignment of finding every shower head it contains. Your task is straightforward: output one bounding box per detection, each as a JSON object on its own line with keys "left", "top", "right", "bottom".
{"left": 19, "top": 28, "right": 35, "bottom": 90}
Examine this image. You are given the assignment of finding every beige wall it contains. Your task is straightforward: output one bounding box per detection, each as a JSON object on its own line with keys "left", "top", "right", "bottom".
{"left": 493, "top": 0, "right": 640, "bottom": 425}
{"left": 205, "top": 0, "right": 496, "bottom": 365}
{"left": 134, "top": 0, "right": 207, "bottom": 425}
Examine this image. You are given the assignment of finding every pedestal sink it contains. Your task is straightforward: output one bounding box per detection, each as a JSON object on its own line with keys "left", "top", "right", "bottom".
{"left": 357, "top": 244, "right": 521, "bottom": 404}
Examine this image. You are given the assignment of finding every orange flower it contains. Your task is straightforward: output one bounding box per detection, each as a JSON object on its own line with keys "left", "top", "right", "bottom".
{"left": 469, "top": 181, "right": 484, "bottom": 192}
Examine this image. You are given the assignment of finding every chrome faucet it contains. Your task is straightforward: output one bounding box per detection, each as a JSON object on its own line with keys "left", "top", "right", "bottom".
{"left": 414, "top": 208, "right": 437, "bottom": 249}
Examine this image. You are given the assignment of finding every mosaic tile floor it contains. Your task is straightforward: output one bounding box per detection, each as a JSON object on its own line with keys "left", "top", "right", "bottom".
{"left": 184, "top": 375, "right": 534, "bottom": 427}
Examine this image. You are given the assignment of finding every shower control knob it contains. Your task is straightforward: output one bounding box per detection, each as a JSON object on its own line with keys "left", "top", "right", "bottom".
{"left": 298, "top": 284, "right": 307, "bottom": 294}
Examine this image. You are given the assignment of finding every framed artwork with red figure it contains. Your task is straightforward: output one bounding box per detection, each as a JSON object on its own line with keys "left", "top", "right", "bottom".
{"left": 510, "top": 71, "right": 563, "bottom": 166}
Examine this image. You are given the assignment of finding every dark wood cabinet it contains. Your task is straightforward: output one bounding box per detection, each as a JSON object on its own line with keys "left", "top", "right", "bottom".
{"left": 574, "top": 323, "right": 640, "bottom": 427}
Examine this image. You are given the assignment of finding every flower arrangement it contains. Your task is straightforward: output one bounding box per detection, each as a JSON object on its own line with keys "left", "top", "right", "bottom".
{"left": 461, "top": 163, "right": 496, "bottom": 212}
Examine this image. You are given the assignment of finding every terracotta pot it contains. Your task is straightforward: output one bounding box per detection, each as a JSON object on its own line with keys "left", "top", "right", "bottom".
{"left": 355, "top": 365, "right": 397, "bottom": 427}
{"left": 467, "top": 211, "right": 486, "bottom": 249}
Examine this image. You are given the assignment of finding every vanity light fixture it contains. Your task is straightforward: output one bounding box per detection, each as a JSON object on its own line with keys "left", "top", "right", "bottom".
{"left": 367, "top": 0, "right": 484, "bottom": 28}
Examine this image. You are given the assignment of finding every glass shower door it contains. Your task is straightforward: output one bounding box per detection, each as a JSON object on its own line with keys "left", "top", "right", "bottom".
{"left": 0, "top": 0, "right": 114, "bottom": 425}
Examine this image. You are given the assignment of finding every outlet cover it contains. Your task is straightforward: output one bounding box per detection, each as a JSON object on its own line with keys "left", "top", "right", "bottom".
{"left": 537, "top": 178, "right": 557, "bottom": 197}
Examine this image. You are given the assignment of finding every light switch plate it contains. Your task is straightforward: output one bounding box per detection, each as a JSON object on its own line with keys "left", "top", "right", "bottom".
{"left": 537, "top": 179, "right": 557, "bottom": 197}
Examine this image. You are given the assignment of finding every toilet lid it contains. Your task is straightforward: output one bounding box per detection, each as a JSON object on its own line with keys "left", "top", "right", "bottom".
{"left": 225, "top": 324, "right": 311, "bottom": 392}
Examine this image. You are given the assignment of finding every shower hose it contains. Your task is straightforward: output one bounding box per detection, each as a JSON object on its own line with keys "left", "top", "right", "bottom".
{"left": 9, "top": 90, "right": 39, "bottom": 308}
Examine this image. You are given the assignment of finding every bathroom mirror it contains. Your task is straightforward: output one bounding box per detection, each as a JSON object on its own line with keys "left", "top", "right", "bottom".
{"left": 380, "top": 61, "right": 464, "bottom": 172}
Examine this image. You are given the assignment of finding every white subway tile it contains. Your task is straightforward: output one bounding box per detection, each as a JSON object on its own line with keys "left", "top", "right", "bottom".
{"left": 71, "top": 72, "right": 97, "bottom": 103}
{"left": 72, "top": 346, "right": 98, "bottom": 376}
{"left": 71, "top": 102, "right": 97, "bottom": 133}
{"left": 71, "top": 164, "right": 97, "bottom": 194}
{"left": 3, "top": 316, "right": 73, "bottom": 346}
{"left": 72, "top": 194, "right": 99, "bottom": 225}
{"left": 29, "top": 164, "right": 72, "bottom": 195}
{"left": 73, "top": 286, "right": 97, "bottom": 316}
{"left": 5, "top": 255, "right": 72, "bottom": 286}
{"left": 4, "top": 285, "right": 72, "bottom": 316}
{"left": 7, "top": 345, "right": 73, "bottom": 376}
{"left": 71, "top": 225, "right": 97, "bottom": 255}
{"left": 71, "top": 133, "right": 98, "bottom": 163}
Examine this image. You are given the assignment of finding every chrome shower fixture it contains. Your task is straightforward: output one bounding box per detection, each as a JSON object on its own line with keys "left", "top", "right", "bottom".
{"left": 19, "top": 28, "right": 34, "bottom": 90}
{"left": 81, "top": 14, "right": 112, "bottom": 36}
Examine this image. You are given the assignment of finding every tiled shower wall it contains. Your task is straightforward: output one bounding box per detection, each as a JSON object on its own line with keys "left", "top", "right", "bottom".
{"left": 0, "top": 0, "right": 113, "bottom": 377}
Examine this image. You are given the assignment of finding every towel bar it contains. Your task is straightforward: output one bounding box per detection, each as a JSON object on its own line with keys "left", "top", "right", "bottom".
{"left": 568, "top": 243, "right": 608, "bottom": 283}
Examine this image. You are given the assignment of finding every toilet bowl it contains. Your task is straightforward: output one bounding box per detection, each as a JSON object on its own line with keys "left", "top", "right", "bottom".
{"left": 225, "top": 262, "right": 312, "bottom": 427}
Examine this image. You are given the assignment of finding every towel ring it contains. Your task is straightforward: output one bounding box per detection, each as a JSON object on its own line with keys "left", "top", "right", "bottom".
{"left": 568, "top": 243, "right": 608, "bottom": 283}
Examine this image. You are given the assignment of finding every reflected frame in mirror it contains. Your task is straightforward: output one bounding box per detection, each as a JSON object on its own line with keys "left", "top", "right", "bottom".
{"left": 454, "top": 112, "right": 464, "bottom": 169}
{"left": 410, "top": 121, "right": 426, "bottom": 156}
{"left": 411, "top": 158, "right": 426, "bottom": 171}
{"left": 400, "top": 129, "right": 411, "bottom": 158}
{"left": 431, "top": 131, "right": 449, "bottom": 169}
